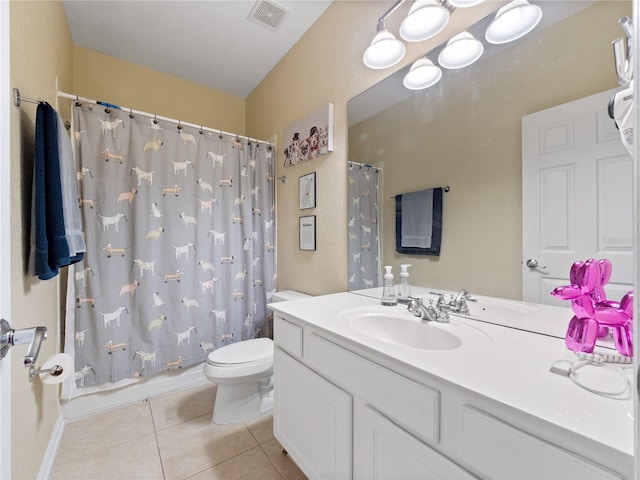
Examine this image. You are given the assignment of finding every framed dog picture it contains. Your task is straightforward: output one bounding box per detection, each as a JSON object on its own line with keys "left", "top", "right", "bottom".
{"left": 299, "top": 172, "right": 316, "bottom": 210}
{"left": 283, "top": 103, "right": 334, "bottom": 167}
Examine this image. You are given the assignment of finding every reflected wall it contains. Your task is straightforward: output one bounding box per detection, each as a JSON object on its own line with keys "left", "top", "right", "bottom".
{"left": 349, "top": 1, "right": 629, "bottom": 300}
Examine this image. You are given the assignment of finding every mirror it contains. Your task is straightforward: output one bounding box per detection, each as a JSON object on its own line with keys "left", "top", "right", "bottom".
{"left": 347, "top": 0, "right": 631, "bottom": 301}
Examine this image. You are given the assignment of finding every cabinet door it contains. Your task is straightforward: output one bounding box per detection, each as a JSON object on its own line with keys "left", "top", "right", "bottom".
{"left": 355, "top": 405, "right": 476, "bottom": 480}
{"left": 274, "top": 347, "right": 353, "bottom": 479}
{"left": 461, "top": 406, "right": 624, "bottom": 479}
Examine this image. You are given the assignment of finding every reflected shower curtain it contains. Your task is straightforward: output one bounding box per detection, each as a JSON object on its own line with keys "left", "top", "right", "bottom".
{"left": 63, "top": 104, "right": 276, "bottom": 395}
{"left": 347, "top": 162, "right": 381, "bottom": 290}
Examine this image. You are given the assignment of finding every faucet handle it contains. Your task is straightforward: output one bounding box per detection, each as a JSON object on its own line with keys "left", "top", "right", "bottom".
{"left": 460, "top": 290, "right": 475, "bottom": 301}
{"left": 406, "top": 297, "right": 423, "bottom": 317}
{"left": 429, "top": 292, "right": 447, "bottom": 308}
{"left": 436, "top": 308, "right": 450, "bottom": 323}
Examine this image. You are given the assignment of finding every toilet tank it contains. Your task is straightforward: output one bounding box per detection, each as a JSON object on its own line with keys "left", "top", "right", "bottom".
{"left": 266, "top": 290, "right": 311, "bottom": 339}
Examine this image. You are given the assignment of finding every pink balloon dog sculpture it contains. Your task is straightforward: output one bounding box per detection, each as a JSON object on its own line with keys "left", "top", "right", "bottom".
{"left": 550, "top": 259, "right": 633, "bottom": 357}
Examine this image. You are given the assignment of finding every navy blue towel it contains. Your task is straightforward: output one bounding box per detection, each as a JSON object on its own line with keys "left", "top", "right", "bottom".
{"left": 395, "top": 187, "right": 443, "bottom": 256}
{"left": 33, "top": 102, "right": 74, "bottom": 279}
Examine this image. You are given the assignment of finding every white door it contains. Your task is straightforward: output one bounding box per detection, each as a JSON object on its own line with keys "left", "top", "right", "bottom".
{"left": 0, "top": 1, "right": 11, "bottom": 477}
{"left": 522, "top": 88, "right": 633, "bottom": 305}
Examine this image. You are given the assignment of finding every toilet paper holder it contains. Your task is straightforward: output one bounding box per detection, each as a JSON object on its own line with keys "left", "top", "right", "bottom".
{"left": 28, "top": 363, "right": 65, "bottom": 383}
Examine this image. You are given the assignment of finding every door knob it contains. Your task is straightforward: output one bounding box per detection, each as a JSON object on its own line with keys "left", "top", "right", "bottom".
{"left": 525, "top": 259, "right": 547, "bottom": 270}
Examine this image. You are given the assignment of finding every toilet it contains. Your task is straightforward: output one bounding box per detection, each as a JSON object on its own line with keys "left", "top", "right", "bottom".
{"left": 203, "top": 290, "right": 310, "bottom": 424}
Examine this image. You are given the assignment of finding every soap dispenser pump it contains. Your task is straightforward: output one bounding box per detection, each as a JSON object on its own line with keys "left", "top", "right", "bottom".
{"left": 397, "top": 264, "right": 412, "bottom": 304}
{"left": 381, "top": 266, "right": 397, "bottom": 306}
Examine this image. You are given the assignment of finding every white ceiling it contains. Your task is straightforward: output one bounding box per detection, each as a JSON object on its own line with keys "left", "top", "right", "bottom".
{"left": 62, "top": 0, "right": 333, "bottom": 99}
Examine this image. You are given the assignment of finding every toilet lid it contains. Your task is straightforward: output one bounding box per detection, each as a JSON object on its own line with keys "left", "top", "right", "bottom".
{"left": 207, "top": 337, "right": 273, "bottom": 366}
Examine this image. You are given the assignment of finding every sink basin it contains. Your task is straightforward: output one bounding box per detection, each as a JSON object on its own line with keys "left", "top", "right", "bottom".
{"left": 338, "top": 306, "right": 489, "bottom": 350}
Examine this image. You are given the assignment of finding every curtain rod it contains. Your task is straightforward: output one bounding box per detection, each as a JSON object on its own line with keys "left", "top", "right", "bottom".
{"left": 12, "top": 88, "right": 43, "bottom": 107}
{"left": 56, "top": 91, "right": 273, "bottom": 148}
{"left": 348, "top": 160, "right": 382, "bottom": 172}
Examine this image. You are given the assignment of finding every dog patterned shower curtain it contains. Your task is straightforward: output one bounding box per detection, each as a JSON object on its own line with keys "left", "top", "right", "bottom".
{"left": 64, "top": 103, "right": 276, "bottom": 393}
{"left": 348, "top": 162, "right": 381, "bottom": 290}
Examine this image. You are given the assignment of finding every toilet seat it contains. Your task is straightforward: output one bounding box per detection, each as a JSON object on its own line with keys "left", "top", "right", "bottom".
{"left": 207, "top": 337, "right": 273, "bottom": 366}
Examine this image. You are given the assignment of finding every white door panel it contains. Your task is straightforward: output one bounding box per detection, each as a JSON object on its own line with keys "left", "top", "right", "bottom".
{"left": 523, "top": 88, "right": 633, "bottom": 304}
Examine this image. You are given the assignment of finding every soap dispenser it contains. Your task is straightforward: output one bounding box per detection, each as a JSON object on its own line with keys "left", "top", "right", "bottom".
{"left": 381, "top": 266, "right": 398, "bottom": 306}
{"left": 397, "top": 264, "right": 412, "bottom": 304}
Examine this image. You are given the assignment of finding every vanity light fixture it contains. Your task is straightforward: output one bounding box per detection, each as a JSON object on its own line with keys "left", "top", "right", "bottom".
{"left": 399, "top": 0, "right": 450, "bottom": 43}
{"left": 438, "top": 31, "right": 484, "bottom": 69}
{"left": 448, "top": 0, "right": 485, "bottom": 6}
{"left": 403, "top": 57, "right": 442, "bottom": 90}
{"left": 363, "top": 19, "right": 407, "bottom": 69}
{"left": 485, "top": 0, "right": 542, "bottom": 44}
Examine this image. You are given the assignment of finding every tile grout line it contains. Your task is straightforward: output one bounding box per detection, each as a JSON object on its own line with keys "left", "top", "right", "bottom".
{"left": 148, "top": 397, "right": 168, "bottom": 480}
{"left": 258, "top": 442, "right": 287, "bottom": 480}
{"left": 245, "top": 416, "right": 289, "bottom": 480}
{"left": 182, "top": 445, "right": 269, "bottom": 480}
{"left": 51, "top": 399, "right": 157, "bottom": 470}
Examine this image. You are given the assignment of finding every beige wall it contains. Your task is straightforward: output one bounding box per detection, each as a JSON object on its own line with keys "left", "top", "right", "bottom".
{"left": 349, "top": 1, "right": 628, "bottom": 300}
{"left": 9, "top": 1, "right": 73, "bottom": 478}
{"left": 73, "top": 46, "right": 246, "bottom": 135}
{"left": 10, "top": 3, "right": 247, "bottom": 478}
{"left": 247, "top": 1, "right": 501, "bottom": 296}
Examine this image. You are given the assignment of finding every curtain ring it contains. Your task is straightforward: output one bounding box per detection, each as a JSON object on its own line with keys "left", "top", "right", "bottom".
{"left": 129, "top": 108, "right": 134, "bottom": 119}
{"left": 177, "top": 120, "right": 182, "bottom": 130}
{"left": 219, "top": 130, "right": 223, "bottom": 139}
{"left": 153, "top": 114, "right": 158, "bottom": 125}
{"left": 199, "top": 126, "right": 204, "bottom": 135}
{"left": 75, "top": 95, "right": 81, "bottom": 107}
{"left": 104, "top": 108, "right": 111, "bottom": 113}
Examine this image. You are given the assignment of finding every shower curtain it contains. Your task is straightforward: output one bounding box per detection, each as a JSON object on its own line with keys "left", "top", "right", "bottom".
{"left": 64, "top": 103, "right": 276, "bottom": 394}
{"left": 347, "top": 162, "right": 381, "bottom": 290}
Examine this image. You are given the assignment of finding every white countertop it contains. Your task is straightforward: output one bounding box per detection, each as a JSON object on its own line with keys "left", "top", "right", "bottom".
{"left": 269, "top": 287, "right": 634, "bottom": 458}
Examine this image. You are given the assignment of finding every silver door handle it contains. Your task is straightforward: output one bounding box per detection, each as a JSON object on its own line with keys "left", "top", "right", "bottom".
{"left": 0, "top": 319, "right": 48, "bottom": 367}
{"left": 525, "top": 259, "right": 547, "bottom": 270}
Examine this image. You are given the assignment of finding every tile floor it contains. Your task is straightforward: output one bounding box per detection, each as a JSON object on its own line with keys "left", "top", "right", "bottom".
{"left": 50, "top": 384, "right": 307, "bottom": 480}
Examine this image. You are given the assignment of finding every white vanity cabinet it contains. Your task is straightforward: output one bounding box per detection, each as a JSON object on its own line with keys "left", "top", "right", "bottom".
{"left": 272, "top": 307, "right": 632, "bottom": 480}
{"left": 273, "top": 317, "right": 353, "bottom": 479}
{"left": 273, "top": 314, "right": 472, "bottom": 480}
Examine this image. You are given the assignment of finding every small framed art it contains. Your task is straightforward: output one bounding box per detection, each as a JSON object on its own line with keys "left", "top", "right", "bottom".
{"left": 299, "top": 215, "right": 316, "bottom": 251}
{"left": 299, "top": 172, "right": 316, "bottom": 210}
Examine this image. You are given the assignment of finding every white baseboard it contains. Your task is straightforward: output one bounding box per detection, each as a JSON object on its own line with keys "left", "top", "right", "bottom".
{"left": 37, "top": 414, "right": 66, "bottom": 480}
{"left": 61, "top": 362, "right": 208, "bottom": 422}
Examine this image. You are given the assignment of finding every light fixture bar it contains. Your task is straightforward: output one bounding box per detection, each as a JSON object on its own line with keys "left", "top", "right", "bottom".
{"left": 376, "top": 0, "right": 408, "bottom": 26}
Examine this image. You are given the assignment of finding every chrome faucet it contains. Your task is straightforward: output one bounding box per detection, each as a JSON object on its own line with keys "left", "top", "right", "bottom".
{"left": 430, "top": 290, "right": 476, "bottom": 315}
{"left": 407, "top": 297, "right": 450, "bottom": 323}
{"left": 449, "top": 289, "right": 476, "bottom": 314}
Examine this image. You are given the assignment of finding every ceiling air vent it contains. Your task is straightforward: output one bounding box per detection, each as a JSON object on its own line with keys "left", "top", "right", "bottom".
{"left": 248, "top": 0, "right": 290, "bottom": 32}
